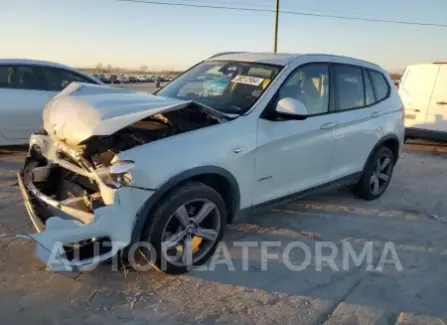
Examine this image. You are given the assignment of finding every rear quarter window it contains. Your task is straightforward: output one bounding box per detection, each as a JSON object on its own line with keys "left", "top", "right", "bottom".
{"left": 369, "top": 70, "right": 390, "bottom": 101}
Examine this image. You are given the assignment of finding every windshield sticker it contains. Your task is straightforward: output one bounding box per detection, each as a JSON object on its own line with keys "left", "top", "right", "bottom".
{"left": 232, "top": 75, "right": 264, "bottom": 86}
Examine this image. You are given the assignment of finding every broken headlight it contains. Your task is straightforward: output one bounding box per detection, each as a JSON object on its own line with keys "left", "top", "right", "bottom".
{"left": 103, "top": 160, "right": 135, "bottom": 188}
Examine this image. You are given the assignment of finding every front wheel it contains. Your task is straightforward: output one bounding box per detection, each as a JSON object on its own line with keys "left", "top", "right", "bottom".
{"left": 141, "top": 182, "right": 227, "bottom": 274}
{"left": 353, "top": 146, "right": 395, "bottom": 200}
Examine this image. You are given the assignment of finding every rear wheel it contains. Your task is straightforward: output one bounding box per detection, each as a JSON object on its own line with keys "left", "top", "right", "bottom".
{"left": 353, "top": 146, "right": 395, "bottom": 200}
{"left": 141, "top": 182, "right": 227, "bottom": 274}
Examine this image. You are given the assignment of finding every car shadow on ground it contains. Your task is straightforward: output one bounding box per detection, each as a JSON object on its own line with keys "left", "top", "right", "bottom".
{"left": 183, "top": 197, "right": 447, "bottom": 319}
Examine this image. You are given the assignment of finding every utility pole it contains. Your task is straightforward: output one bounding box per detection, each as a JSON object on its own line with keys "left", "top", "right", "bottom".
{"left": 274, "top": 0, "right": 279, "bottom": 53}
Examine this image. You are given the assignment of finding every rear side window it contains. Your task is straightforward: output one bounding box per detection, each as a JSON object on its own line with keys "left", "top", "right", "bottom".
{"left": 369, "top": 70, "right": 390, "bottom": 101}
{"left": 0, "top": 65, "right": 46, "bottom": 90}
{"left": 334, "top": 65, "right": 365, "bottom": 111}
{"left": 41, "top": 67, "right": 96, "bottom": 91}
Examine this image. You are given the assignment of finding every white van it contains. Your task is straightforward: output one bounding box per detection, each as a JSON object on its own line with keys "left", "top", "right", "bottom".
{"left": 399, "top": 62, "right": 447, "bottom": 141}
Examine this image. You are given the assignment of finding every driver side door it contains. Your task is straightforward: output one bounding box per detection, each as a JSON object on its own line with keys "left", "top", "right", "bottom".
{"left": 252, "top": 63, "right": 337, "bottom": 205}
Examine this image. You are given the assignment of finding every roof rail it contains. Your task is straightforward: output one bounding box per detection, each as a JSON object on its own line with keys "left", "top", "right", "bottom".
{"left": 207, "top": 52, "right": 245, "bottom": 59}
{"left": 433, "top": 62, "right": 447, "bottom": 64}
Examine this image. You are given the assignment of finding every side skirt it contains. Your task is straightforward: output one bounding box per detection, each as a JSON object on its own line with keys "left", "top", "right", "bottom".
{"left": 235, "top": 172, "right": 362, "bottom": 219}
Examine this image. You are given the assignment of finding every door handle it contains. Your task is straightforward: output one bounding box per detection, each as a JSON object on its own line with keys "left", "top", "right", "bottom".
{"left": 371, "top": 112, "right": 380, "bottom": 118}
{"left": 414, "top": 109, "right": 421, "bottom": 113}
{"left": 437, "top": 101, "right": 447, "bottom": 105}
{"left": 320, "top": 122, "right": 336, "bottom": 129}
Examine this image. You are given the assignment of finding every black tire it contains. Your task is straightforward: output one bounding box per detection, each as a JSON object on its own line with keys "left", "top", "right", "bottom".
{"left": 140, "top": 181, "right": 227, "bottom": 274}
{"left": 353, "top": 146, "right": 395, "bottom": 200}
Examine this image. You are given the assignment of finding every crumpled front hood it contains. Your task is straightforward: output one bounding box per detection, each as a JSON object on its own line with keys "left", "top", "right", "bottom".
{"left": 43, "top": 83, "right": 191, "bottom": 146}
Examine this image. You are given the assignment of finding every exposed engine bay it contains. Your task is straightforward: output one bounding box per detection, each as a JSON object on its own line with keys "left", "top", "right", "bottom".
{"left": 82, "top": 104, "right": 221, "bottom": 168}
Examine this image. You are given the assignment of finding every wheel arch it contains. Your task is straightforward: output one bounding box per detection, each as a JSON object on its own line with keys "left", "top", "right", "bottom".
{"left": 364, "top": 134, "right": 401, "bottom": 170}
{"left": 130, "top": 166, "right": 240, "bottom": 243}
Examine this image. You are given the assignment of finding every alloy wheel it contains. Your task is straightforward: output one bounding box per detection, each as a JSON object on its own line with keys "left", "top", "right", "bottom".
{"left": 369, "top": 154, "right": 392, "bottom": 195}
{"left": 160, "top": 199, "right": 221, "bottom": 267}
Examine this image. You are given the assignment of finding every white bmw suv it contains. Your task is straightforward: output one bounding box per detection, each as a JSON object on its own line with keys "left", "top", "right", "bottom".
{"left": 18, "top": 52, "right": 404, "bottom": 275}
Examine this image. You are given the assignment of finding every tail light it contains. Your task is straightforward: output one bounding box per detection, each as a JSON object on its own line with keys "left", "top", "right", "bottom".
{"left": 401, "top": 105, "right": 405, "bottom": 120}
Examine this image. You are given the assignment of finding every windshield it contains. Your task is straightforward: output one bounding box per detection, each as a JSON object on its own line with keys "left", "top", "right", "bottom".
{"left": 157, "top": 61, "right": 281, "bottom": 114}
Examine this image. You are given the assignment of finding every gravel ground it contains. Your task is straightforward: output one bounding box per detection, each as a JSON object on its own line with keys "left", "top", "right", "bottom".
{"left": 0, "top": 141, "right": 447, "bottom": 325}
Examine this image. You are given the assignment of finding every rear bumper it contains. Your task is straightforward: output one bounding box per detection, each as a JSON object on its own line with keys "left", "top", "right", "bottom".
{"left": 17, "top": 136, "right": 153, "bottom": 274}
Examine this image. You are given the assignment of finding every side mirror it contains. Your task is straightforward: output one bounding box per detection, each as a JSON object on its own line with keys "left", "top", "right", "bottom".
{"left": 275, "top": 97, "right": 308, "bottom": 120}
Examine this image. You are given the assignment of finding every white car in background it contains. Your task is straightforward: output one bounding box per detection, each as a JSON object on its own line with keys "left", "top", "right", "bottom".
{"left": 0, "top": 59, "right": 102, "bottom": 145}
{"left": 399, "top": 62, "right": 447, "bottom": 141}
{"left": 18, "top": 52, "right": 404, "bottom": 275}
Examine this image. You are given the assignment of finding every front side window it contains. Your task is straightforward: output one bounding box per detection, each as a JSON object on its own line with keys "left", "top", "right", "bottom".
{"left": 157, "top": 61, "right": 281, "bottom": 114}
{"left": 334, "top": 65, "right": 365, "bottom": 111}
{"left": 369, "top": 70, "right": 390, "bottom": 101}
{"left": 278, "top": 63, "right": 330, "bottom": 115}
{"left": 42, "top": 68, "right": 96, "bottom": 91}
{"left": 0, "top": 65, "right": 46, "bottom": 90}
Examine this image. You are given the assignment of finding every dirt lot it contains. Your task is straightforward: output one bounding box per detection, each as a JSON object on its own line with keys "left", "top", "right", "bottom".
{"left": 0, "top": 141, "right": 447, "bottom": 325}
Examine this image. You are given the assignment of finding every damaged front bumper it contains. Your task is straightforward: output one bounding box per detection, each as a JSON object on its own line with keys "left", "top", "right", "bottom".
{"left": 17, "top": 133, "right": 153, "bottom": 275}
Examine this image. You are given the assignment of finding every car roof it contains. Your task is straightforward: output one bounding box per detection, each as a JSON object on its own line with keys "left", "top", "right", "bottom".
{"left": 0, "top": 58, "right": 102, "bottom": 83}
{"left": 207, "top": 52, "right": 300, "bottom": 65}
{"left": 207, "top": 52, "right": 382, "bottom": 70}
{"left": 0, "top": 58, "right": 77, "bottom": 70}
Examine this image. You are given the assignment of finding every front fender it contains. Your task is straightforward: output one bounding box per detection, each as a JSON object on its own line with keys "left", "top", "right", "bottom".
{"left": 129, "top": 165, "right": 240, "bottom": 244}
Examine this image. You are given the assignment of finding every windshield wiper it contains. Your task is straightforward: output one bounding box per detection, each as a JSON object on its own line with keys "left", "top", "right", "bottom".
{"left": 223, "top": 105, "right": 244, "bottom": 114}
{"left": 192, "top": 101, "right": 239, "bottom": 119}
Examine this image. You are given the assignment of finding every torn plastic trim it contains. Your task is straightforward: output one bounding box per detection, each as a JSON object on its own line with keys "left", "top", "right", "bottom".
{"left": 17, "top": 186, "right": 154, "bottom": 273}
{"left": 32, "top": 133, "right": 154, "bottom": 196}
{"left": 19, "top": 219, "right": 121, "bottom": 273}
{"left": 16, "top": 234, "right": 82, "bottom": 277}
{"left": 30, "top": 134, "right": 116, "bottom": 206}
{"left": 17, "top": 171, "right": 45, "bottom": 232}
{"left": 22, "top": 163, "right": 95, "bottom": 224}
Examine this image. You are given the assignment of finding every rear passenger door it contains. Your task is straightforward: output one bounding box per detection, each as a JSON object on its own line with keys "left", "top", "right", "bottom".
{"left": 0, "top": 65, "right": 52, "bottom": 141}
{"left": 331, "top": 65, "right": 386, "bottom": 180}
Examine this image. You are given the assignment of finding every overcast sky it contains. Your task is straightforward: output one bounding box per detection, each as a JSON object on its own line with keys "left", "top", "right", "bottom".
{"left": 2, "top": 0, "right": 447, "bottom": 72}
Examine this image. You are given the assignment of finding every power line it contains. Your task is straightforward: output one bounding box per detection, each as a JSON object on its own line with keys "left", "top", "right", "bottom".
{"left": 168, "top": 0, "right": 273, "bottom": 9}
{"left": 273, "top": 0, "right": 279, "bottom": 53}
{"left": 117, "top": 0, "right": 447, "bottom": 28}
